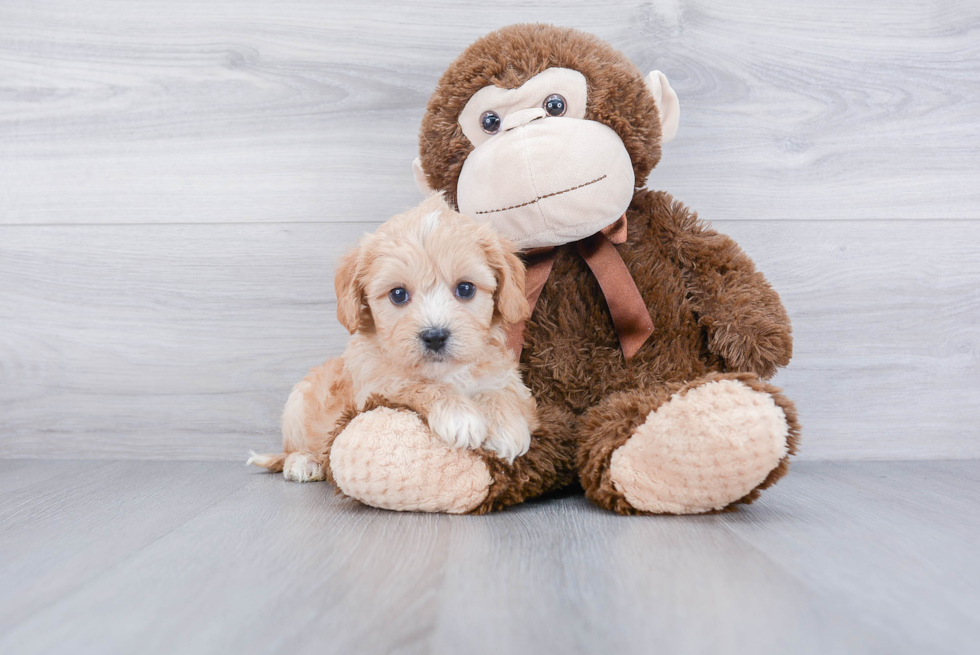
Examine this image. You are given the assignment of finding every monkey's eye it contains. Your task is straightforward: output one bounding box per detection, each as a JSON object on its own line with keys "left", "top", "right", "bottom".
{"left": 455, "top": 281, "right": 476, "bottom": 300}
{"left": 389, "top": 287, "right": 410, "bottom": 305}
{"left": 480, "top": 111, "right": 501, "bottom": 134}
{"left": 543, "top": 94, "right": 567, "bottom": 117}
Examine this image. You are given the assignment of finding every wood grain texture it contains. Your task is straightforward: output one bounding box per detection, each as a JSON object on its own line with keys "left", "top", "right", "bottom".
{"left": 1, "top": 0, "right": 978, "bottom": 225}
{"left": 1, "top": 460, "right": 978, "bottom": 654}
{"left": 718, "top": 460, "right": 980, "bottom": 653}
{"left": 726, "top": 220, "right": 980, "bottom": 460}
{"left": 1, "top": 219, "right": 977, "bottom": 460}
{"left": 0, "top": 461, "right": 251, "bottom": 633}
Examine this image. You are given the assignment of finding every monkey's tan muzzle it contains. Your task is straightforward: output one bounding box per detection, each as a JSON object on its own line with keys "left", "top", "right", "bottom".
{"left": 456, "top": 117, "right": 635, "bottom": 249}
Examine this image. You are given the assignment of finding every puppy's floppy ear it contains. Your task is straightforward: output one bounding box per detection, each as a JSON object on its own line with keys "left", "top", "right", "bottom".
{"left": 334, "top": 246, "right": 364, "bottom": 334}
{"left": 480, "top": 228, "right": 529, "bottom": 325}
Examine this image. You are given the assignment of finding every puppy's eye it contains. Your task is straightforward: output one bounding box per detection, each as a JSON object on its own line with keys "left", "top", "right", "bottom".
{"left": 455, "top": 282, "right": 476, "bottom": 300}
{"left": 388, "top": 287, "right": 410, "bottom": 305}
{"left": 543, "top": 94, "right": 566, "bottom": 117}
{"left": 480, "top": 111, "right": 501, "bottom": 134}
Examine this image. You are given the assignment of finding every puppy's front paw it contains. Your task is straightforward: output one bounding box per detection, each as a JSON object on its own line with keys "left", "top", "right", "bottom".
{"left": 428, "top": 398, "right": 487, "bottom": 450}
{"left": 483, "top": 415, "right": 532, "bottom": 463}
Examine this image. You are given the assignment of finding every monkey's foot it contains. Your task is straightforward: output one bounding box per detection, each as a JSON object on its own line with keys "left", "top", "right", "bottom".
{"left": 609, "top": 378, "right": 792, "bottom": 514}
{"left": 329, "top": 407, "right": 492, "bottom": 514}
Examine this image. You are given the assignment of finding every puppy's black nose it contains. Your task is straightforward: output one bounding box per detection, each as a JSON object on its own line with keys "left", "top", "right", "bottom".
{"left": 420, "top": 327, "right": 450, "bottom": 352}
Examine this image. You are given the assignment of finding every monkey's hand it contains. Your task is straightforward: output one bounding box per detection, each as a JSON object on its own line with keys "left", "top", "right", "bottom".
{"left": 665, "top": 197, "right": 793, "bottom": 379}
{"left": 698, "top": 303, "right": 793, "bottom": 380}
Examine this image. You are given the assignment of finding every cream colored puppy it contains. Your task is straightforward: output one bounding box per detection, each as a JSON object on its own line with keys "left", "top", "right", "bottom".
{"left": 248, "top": 194, "right": 535, "bottom": 482}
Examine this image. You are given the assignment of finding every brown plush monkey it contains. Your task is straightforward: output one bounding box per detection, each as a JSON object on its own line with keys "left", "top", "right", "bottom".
{"left": 315, "top": 24, "right": 800, "bottom": 515}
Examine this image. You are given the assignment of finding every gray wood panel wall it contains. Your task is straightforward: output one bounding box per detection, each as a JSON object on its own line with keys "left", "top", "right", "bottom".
{"left": 2, "top": 1, "right": 978, "bottom": 460}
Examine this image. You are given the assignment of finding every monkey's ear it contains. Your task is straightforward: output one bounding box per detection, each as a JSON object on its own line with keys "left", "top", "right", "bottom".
{"left": 334, "top": 246, "right": 364, "bottom": 334}
{"left": 644, "top": 71, "right": 680, "bottom": 143}
{"left": 412, "top": 157, "right": 433, "bottom": 195}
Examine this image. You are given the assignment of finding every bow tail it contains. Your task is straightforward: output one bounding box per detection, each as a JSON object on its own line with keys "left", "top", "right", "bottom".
{"left": 575, "top": 233, "right": 654, "bottom": 360}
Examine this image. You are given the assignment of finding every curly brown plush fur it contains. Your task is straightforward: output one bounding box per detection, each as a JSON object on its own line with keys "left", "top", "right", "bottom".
{"left": 412, "top": 24, "right": 799, "bottom": 515}
{"left": 520, "top": 188, "right": 793, "bottom": 413}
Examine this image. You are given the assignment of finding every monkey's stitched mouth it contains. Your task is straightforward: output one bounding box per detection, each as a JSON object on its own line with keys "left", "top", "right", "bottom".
{"left": 473, "top": 175, "right": 607, "bottom": 215}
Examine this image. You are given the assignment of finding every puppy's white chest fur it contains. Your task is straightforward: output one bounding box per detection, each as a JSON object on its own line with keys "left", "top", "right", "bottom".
{"left": 431, "top": 363, "right": 510, "bottom": 397}
{"left": 349, "top": 352, "right": 510, "bottom": 407}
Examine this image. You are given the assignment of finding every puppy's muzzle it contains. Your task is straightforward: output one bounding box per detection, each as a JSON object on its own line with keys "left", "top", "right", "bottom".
{"left": 419, "top": 327, "right": 451, "bottom": 353}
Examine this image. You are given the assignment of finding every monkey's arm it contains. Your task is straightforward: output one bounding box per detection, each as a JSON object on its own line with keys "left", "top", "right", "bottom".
{"left": 665, "top": 201, "right": 792, "bottom": 379}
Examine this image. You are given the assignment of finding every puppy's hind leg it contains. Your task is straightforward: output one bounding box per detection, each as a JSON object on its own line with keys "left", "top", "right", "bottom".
{"left": 282, "top": 452, "right": 327, "bottom": 482}
{"left": 247, "top": 450, "right": 326, "bottom": 482}
{"left": 247, "top": 380, "right": 322, "bottom": 480}
{"left": 247, "top": 358, "right": 350, "bottom": 482}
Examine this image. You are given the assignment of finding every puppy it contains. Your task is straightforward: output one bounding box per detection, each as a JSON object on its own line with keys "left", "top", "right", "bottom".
{"left": 248, "top": 193, "right": 536, "bottom": 482}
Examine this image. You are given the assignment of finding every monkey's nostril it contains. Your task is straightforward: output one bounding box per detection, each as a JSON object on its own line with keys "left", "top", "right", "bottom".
{"left": 419, "top": 327, "right": 451, "bottom": 352}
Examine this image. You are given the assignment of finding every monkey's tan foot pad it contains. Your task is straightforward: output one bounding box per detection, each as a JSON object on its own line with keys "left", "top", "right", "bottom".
{"left": 609, "top": 379, "right": 789, "bottom": 514}
{"left": 330, "top": 407, "right": 492, "bottom": 514}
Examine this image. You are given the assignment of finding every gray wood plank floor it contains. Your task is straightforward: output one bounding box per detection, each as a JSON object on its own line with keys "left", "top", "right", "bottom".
{"left": 0, "top": 459, "right": 977, "bottom": 655}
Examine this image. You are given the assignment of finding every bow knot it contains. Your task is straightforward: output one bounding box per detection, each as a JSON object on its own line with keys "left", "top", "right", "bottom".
{"left": 505, "top": 215, "right": 654, "bottom": 360}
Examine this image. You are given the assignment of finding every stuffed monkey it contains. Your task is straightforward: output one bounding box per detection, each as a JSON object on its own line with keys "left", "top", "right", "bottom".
{"left": 294, "top": 24, "right": 799, "bottom": 515}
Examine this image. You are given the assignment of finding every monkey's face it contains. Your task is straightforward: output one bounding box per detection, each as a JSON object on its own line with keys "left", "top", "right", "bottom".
{"left": 415, "top": 25, "right": 680, "bottom": 251}
{"left": 454, "top": 68, "right": 636, "bottom": 249}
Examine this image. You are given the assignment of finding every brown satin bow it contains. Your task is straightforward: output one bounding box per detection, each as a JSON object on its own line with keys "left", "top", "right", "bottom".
{"left": 505, "top": 215, "right": 655, "bottom": 360}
